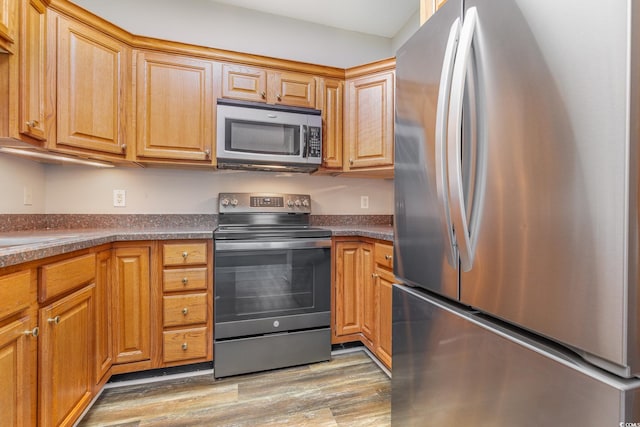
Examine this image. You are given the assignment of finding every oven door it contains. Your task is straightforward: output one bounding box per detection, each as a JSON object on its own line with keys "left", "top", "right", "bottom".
{"left": 214, "top": 238, "right": 331, "bottom": 339}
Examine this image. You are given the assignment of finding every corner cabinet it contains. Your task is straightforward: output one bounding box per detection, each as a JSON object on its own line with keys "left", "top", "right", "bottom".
{"left": 135, "top": 51, "right": 215, "bottom": 164}
{"left": 333, "top": 237, "right": 394, "bottom": 370}
{"left": 38, "top": 253, "right": 97, "bottom": 427}
{"left": 344, "top": 61, "right": 395, "bottom": 174}
{"left": 53, "top": 12, "right": 132, "bottom": 160}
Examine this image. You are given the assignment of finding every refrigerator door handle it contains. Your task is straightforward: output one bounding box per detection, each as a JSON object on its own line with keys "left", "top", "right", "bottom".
{"left": 447, "top": 7, "right": 478, "bottom": 272}
{"left": 435, "top": 17, "right": 461, "bottom": 268}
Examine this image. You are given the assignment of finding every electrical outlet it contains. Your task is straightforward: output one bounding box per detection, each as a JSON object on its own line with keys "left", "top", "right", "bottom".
{"left": 113, "top": 189, "right": 126, "bottom": 207}
{"left": 23, "top": 187, "right": 33, "bottom": 206}
{"left": 360, "top": 195, "right": 369, "bottom": 209}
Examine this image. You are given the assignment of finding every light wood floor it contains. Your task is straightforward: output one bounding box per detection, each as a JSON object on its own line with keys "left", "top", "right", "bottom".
{"left": 78, "top": 350, "right": 390, "bottom": 426}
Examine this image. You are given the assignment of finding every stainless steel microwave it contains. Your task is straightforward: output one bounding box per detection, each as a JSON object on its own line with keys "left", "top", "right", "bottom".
{"left": 216, "top": 99, "right": 322, "bottom": 172}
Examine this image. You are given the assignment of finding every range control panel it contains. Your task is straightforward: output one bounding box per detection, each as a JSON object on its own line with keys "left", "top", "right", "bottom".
{"left": 218, "top": 193, "right": 311, "bottom": 214}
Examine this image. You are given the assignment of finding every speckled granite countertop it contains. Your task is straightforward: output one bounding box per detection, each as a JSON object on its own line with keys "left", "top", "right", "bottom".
{"left": 0, "top": 228, "right": 213, "bottom": 268}
{"left": 323, "top": 225, "right": 394, "bottom": 242}
{"left": 0, "top": 225, "right": 394, "bottom": 269}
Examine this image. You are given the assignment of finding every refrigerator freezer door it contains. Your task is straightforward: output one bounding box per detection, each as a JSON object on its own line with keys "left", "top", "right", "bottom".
{"left": 458, "top": 0, "right": 633, "bottom": 372}
{"left": 392, "top": 285, "right": 640, "bottom": 426}
{"left": 394, "top": 0, "right": 462, "bottom": 299}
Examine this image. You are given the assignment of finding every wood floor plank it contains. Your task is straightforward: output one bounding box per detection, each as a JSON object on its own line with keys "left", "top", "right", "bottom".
{"left": 78, "top": 351, "right": 390, "bottom": 426}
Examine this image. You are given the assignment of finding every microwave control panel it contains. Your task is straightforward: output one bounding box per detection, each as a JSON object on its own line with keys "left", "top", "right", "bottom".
{"left": 307, "top": 126, "right": 322, "bottom": 158}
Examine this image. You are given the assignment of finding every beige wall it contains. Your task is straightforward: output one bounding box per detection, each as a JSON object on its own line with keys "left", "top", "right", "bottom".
{"left": 43, "top": 166, "right": 393, "bottom": 215}
{"left": 0, "top": 155, "right": 47, "bottom": 214}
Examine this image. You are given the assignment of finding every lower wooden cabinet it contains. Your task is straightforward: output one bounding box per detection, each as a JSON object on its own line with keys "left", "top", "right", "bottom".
{"left": 39, "top": 284, "right": 95, "bottom": 427}
{"left": 113, "top": 245, "right": 152, "bottom": 365}
{"left": 333, "top": 237, "right": 393, "bottom": 369}
{"left": 160, "top": 240, "right": 213, "bottom": 367}
{"left": 0, "top": 269, "right": 37, "bottom": 427}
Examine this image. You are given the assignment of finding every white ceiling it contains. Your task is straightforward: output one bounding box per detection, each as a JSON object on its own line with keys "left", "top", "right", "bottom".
{"left": 208, "top": 0, "right": 419, "bottom": 38}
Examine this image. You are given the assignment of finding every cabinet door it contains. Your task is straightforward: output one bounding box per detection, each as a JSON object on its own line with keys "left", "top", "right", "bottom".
{"left": 136, "top": 51, "right": 214, "bottom": 162}
{"left": 270, "top": 71, "right": 316, "bottom": 108}
{"left": 17, "top": 0, "right": 47, "bottom": 141}
{"left": 360, "top": 244, "right": 376, "bottom": 344}
{"left": 39, "top": 285, "right": 95, "bottom": 427}
{"left": 0, "top": 0, "right": 16, "bottom": 53}
{"left": 376, "top": 268, "right": 393, "bottom": 369}
{"left": 334, "top": 242, "right": 362, "bottom": 337}
{"left": 345, "top": 70, "right": 394, "bottom": 169}
{"left": 113, "top": 246, "right": 151, "bottom": 364}
{"left": 318, "top": 78, "right": 343, "bottom": 169}
{"left": 0, "top": 312, "right": 37, "bottom": 427}
{"left": 56, "top": 15, "right": 130, "bottom": 157}
{"left": 220, "top": 63, "right": 267, "bottom": 103}
{"left": 95, "top": 250, "right": 112, "bottom": 386}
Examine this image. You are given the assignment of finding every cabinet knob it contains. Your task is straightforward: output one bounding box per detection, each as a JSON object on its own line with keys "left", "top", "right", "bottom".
{"left": 182, "top": 277, "right": 189, "bottom": 285}
{"left": 349, "top": 159, "right": 354, "bottom": 165}
{"left": 385, "top": 254, "right": 392, "bottom": 260}
{"left": 120, "top": 143, "right": 127, "bottom": 153}
{"left": 182, "top": 307, "right": 189, "bottom": 315}
{"left": 260, "top": 91, "right": 266, "bottom": 99}
{"left": 47, "top": 316, "right": 60, "bottom": 325}
{"left": 372, "top": 273, "right": 379, "bottom": 278}
{"left": 204, "top": 148, "right": 211, "bottom": 159}
{"left": 182, "top": 343, "right": 188, "bottom": 351}
{"left": 24, "top": 327, "right": 39, "bottom": 337}
{"left": 276, "top": 94, "right": 282, "bottom": 101}
{"left": 182, "top": 251, "right": 188, "bottom": 259}
{"left": 25, "top": 120, "right": 39, "bottom": 128}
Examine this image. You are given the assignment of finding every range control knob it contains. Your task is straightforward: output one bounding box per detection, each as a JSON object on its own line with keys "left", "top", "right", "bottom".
{"left": 302, "top": 199, "right": 310, "bottom": 207}
{"left": 294, "top": 199, "right": 302, "bottom": 207}
{"left": 221, "top": 198, "right": 230, "bottom": 207}
{"left": 287, "top": 200, "right": 294, "bottom": 207}
{"left": 230, "top": 199, "right": 239, "bottom": 207}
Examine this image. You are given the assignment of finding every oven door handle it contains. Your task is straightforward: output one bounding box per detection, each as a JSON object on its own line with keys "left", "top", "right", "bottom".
{"left": 215, "top": 238, "right": 331, "bottom": 251}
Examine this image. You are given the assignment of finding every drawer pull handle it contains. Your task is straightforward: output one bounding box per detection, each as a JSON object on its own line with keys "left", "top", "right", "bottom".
{"left": 24, "top": 327, "right": 39, "bottom": 337}
{"left": 372, "top": 273, "right": 379, "bottom": 278}
{"left": 182, "top": 343, "right": 188, "bottom": 351}
{"left": 26, "top": 120, "right": 39, "bottom": 128}
{"left": 182, "top": 308, "right": 189, "bottom": 315}
{"left": 47, "top": 316, "right": 60, "bottom": 325}
{"left": 182, "top": 251, "right": 188, "bottom": 259}
{"left": 182, "top": 277, "right": 189, "bottom": 285}
{"left": 385, "top": 254, "right": 392, "bottom": 260}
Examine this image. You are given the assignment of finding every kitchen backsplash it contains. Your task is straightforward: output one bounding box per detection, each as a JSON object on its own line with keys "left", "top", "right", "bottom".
{"left": 0, "top": 214, "right": 392, "bottom": 231}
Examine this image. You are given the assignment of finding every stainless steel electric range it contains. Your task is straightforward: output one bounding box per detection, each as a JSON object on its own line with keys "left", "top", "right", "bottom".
{"left": 213, "top": 192, "right": 331, "bottom": 378}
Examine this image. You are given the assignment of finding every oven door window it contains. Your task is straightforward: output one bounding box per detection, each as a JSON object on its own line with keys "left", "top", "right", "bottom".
{"left": 225, "top": 119, "right": 300, "bottom": 156}
{"left": 215, "top": 247, "right": 330, "bottom": 322}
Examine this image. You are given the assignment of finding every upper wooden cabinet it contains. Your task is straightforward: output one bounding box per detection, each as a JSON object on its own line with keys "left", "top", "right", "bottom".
{"left": 0, "top": 0, "right": 16, "bottom": 53}
{"left": 318, "top": 78, "right": 343, "bottom": 169}
{"left": 54, "top": 13, "right": 132, "bottom": 159}
{"left": 135, "top": 51, "right": 214, "bottom": 163}
{"left": 16, "top": 0, "right": 48, "bottom": 142}
{"left": 420, "top": 0, "right": 448, "bottom": 25}
{"left": 220, "top": 63, "right": 316, "bottom": 108}
{"left": 344, "top": 65, "right": 395, "bottom": 172}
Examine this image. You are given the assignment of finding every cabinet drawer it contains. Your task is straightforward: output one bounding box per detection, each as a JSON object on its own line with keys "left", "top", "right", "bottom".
{"left": 163, "top": 243, "right": 207, "bottom": 266}
{"left": 39, "top": 254, "right": 96, "bottom": 302}
{"left": 163, "top": 327, "right": 208, "bottom": 363}
{"left": 374, "top": 242, "right": 393, "bottom": 270}
{"left": 163, "top": 267, "right": 208, "bottom": 292}
{"left": 0, "top": 270, "right": 34, "bottom": 320}
{"left": 163, "top": 293, "right": 208, "bottom": 327}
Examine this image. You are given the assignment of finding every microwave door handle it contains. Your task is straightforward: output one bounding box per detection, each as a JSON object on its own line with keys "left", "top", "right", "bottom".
{"left": 302, "top": 125, "right": 309, "bottom": 158}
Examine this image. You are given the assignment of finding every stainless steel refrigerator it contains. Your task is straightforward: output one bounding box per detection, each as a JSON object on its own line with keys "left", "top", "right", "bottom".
{"left": 393, "top": 0, "right": 640, "bottom": 425}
